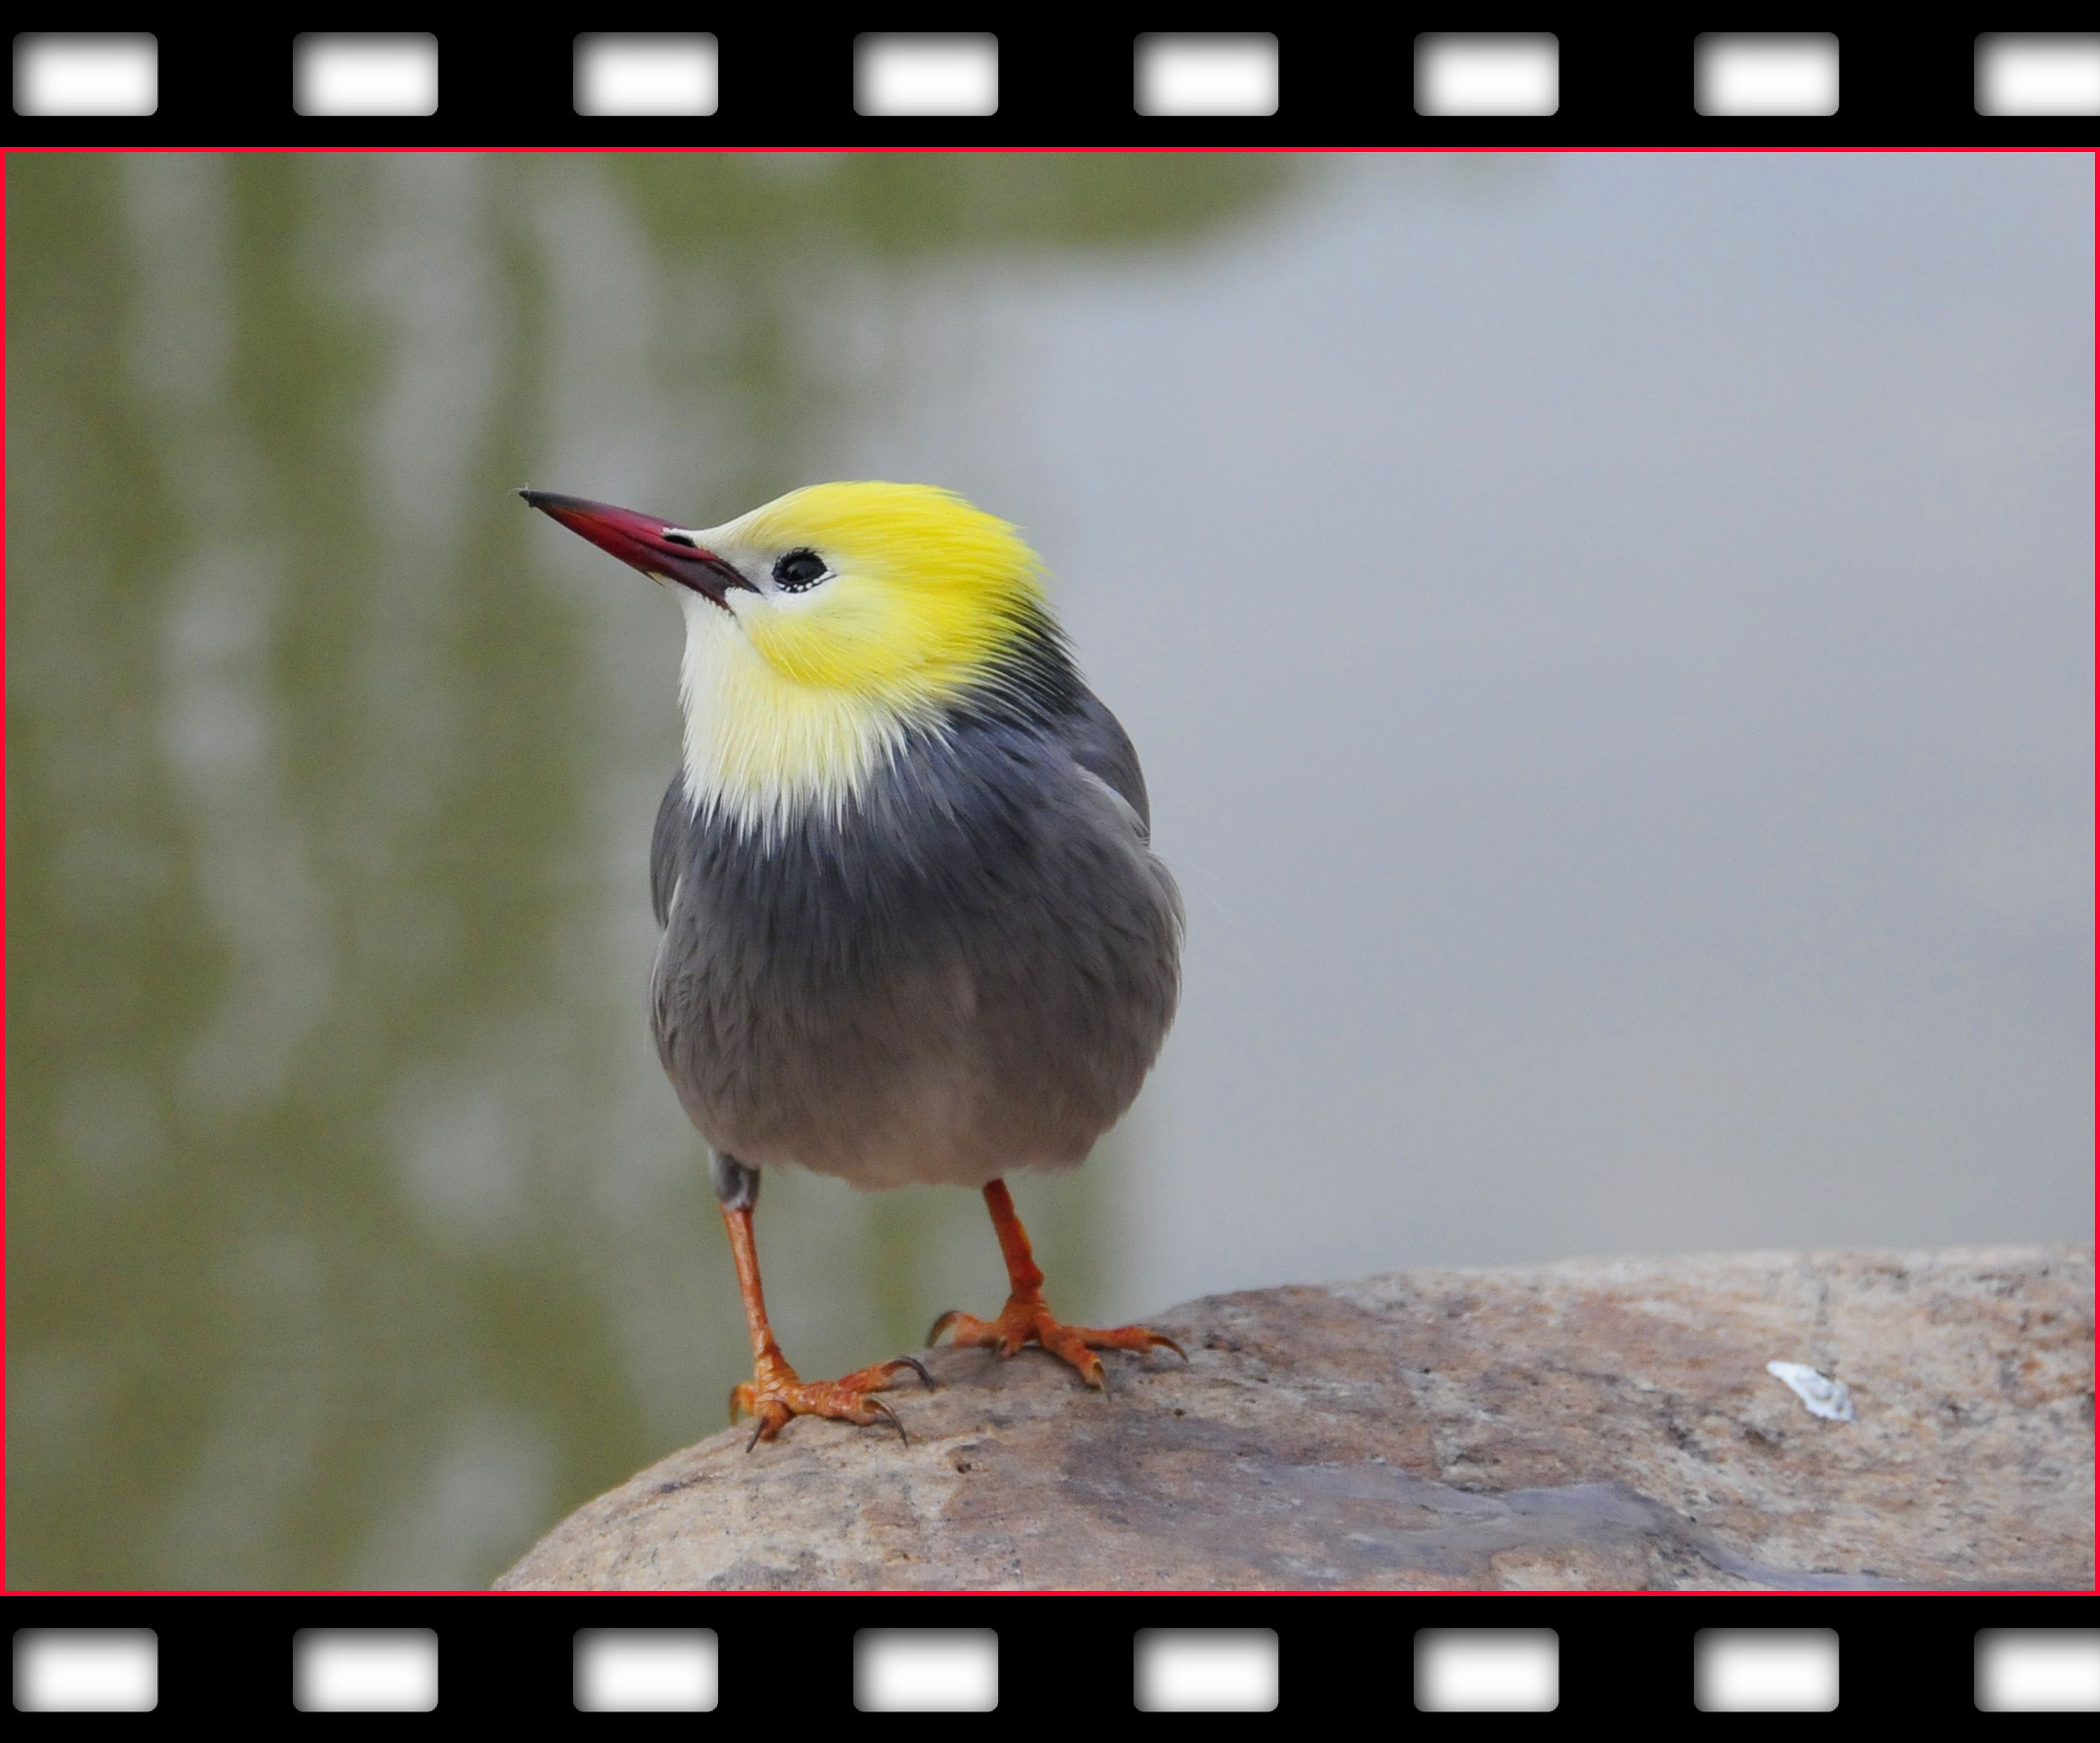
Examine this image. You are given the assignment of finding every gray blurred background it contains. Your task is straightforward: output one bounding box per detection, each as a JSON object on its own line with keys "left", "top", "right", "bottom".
{"left": 7, "top": 151, "right": 2091, "bottom": 1592}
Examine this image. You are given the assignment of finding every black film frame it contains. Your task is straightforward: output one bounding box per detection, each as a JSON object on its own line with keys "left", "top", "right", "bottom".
{"left": 1, "top": 21, "right": 2096, "bottom": 147}
{"left": 6, "top": 10, "right": 2096, "bottom": 1712}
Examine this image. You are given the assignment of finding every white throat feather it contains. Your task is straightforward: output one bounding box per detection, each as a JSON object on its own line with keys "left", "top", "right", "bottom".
{"left": 675, "top": 589, "right": 917, "bottom": 836}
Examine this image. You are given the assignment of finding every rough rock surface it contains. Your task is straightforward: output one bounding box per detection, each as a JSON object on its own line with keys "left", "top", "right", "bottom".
{"left": 497, "top": 1246, "right": 2093, "bottom": 1592}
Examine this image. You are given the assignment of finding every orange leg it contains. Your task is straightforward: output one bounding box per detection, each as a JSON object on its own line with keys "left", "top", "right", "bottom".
{"left": 928, "top": 1180, "right": 1186, "bottom": 1391}
{"left": 722, "top": 1200, "right": 931, "bottom": 1449}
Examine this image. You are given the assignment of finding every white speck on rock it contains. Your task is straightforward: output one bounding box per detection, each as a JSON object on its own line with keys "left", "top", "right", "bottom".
{"left": 1767, "top": 1360, "right": 1855, "bottom": 1422}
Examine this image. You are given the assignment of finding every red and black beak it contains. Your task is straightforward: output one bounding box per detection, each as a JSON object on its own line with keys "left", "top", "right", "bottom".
{"left": 519, "top": 489, "right": 755, "bottom": 607}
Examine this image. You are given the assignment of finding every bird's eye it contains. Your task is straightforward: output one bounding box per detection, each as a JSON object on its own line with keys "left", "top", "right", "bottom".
{"left": 772, "top": 549, "right": 828, "bottom": 592}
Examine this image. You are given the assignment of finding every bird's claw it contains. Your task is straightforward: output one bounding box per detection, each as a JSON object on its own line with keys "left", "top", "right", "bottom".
{"left": 891, "top": 1354, "right": 936, "bottom": 1393}
{"left": 933, "top": 1295, "right": 1187, "bottom": 1390}
{"left": 866, "top": 1396, "right": 908, "bottom": 1445}
{"left": 727, "top": 1354, "right": 925, "bottom": 1449}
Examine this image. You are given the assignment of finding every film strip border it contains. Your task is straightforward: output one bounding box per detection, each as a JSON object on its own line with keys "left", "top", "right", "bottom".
{"left": 8, "top": 1594, "right": 2097, "bottom": 1717}
{"left": 7, "top": 20, "right": 2096, "bottom": 1703}
{"left": 7, "top": 25, "right": 2100, "bottom": 145}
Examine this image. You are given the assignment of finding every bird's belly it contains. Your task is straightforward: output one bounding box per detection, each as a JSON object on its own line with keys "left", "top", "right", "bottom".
{"left": 653, "top": 876, "right": 1178, "bottom": 1190}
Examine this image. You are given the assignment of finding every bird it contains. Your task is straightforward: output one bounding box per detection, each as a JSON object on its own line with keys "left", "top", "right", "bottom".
{"left": 521, "top": 481, "right": 1185, "bottom": 1447}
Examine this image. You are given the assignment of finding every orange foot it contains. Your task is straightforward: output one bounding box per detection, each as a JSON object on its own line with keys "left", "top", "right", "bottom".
{"left": 928, "top": 1296, "right": 1187, "bottom": 1392}
{"left": 731, "top": 1352, "right": 933, "bottom": 1451}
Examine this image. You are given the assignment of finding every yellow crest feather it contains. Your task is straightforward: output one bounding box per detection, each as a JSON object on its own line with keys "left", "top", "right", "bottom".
{"left": 730, "top": 482, "right": 1047, "bottom": 705}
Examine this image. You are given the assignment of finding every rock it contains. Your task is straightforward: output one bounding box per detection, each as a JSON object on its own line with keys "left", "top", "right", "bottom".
{"left": 495, "top": 1246, "right": 2093, "bottom": 1591}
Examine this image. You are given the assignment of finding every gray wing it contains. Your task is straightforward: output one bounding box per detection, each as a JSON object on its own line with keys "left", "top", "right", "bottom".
{"left": 649, "top": 772, "right": 686, "bottom": 929}
{"left": 1057, "top": 689, "right": 1153, "bottom": 841}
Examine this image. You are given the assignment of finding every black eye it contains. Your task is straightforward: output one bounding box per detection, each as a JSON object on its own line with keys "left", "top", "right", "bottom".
{"left": 772, "top": 549, "right": 827, "bottom": 592}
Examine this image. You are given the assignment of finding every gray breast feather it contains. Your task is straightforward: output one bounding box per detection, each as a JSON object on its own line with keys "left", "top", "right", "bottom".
{"left": 647, "top": 700, "right": 1182, "bottom": 1190}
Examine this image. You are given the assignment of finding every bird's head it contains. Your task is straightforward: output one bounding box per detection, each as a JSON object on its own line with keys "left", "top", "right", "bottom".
{"left": 524, "top": 481, "right": 1072, "bottom": 827}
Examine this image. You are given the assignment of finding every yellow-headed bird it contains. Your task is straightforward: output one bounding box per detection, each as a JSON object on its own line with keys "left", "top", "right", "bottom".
{"left": 522, "top": 483, "right": 1185, "bottom": 1446}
